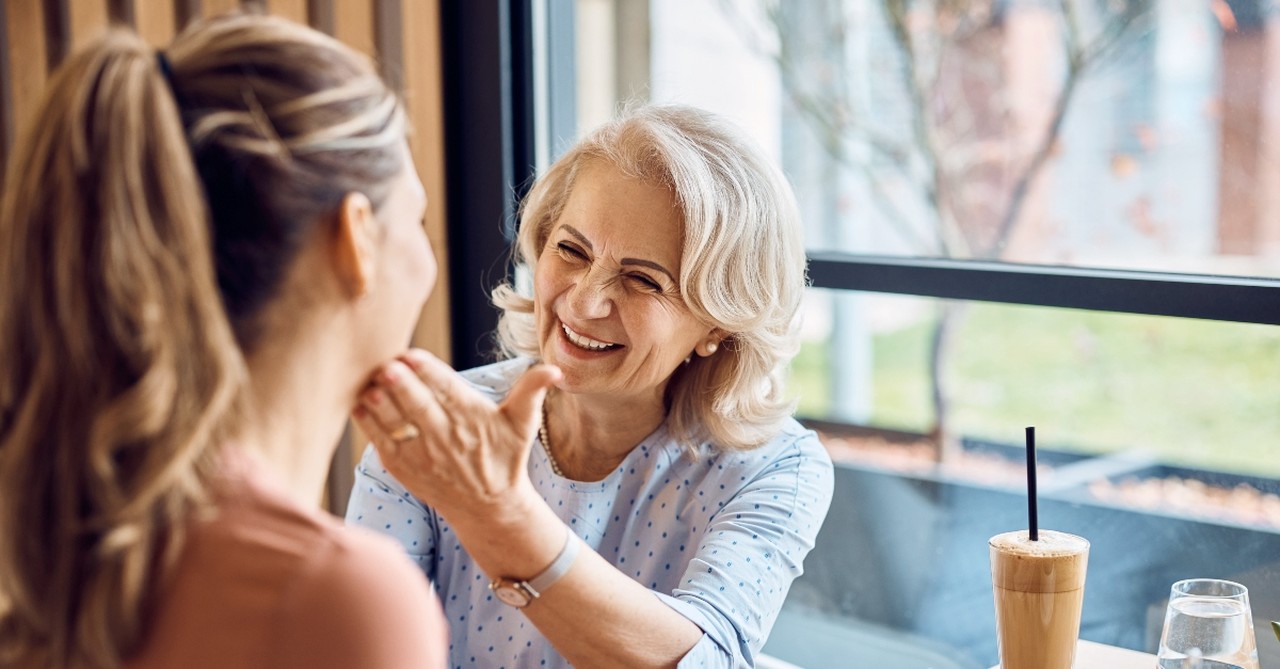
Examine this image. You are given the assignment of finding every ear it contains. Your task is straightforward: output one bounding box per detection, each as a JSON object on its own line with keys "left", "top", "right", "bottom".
{"left": 332, "top": 192, "right": 378, "bottom": 299}
{"left": 695, "top": 329, "right": 727, "bottom": 358}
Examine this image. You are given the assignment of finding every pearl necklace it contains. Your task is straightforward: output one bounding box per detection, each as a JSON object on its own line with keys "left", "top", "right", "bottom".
{"left": 539, "top": 406, "right": 565, "bottom": 477}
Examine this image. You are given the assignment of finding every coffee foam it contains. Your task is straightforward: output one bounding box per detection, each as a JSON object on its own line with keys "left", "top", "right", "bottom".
{"left": 990, "top": 530, "right": 1089, "bottom": 593}
{"left": 989, "top": 530, "right": 1089, "bottom": 557}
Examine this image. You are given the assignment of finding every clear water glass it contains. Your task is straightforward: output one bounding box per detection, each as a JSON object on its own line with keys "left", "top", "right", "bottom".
{"left": 1157, "top": 579, "right": 1260, "bottom": 669}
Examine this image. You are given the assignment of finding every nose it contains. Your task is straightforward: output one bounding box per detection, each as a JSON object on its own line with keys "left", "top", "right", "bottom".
{"left": 564, "top": 266, "right": 613, "bottom": 320}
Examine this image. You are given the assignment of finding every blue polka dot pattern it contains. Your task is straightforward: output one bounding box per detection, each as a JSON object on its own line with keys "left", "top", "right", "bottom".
{"left": 346, "top": 359, "right": 834, "bottom": 668}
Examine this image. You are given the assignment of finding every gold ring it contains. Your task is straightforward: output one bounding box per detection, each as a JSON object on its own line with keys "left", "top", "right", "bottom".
{"left": 388, "top": 423, "right": 420, "bottom": 442}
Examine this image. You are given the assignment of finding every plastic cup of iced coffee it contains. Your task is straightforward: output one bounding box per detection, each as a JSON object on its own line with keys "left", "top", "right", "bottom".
{"left": 989, "top": 529, "right": 1090, "bottom": 669}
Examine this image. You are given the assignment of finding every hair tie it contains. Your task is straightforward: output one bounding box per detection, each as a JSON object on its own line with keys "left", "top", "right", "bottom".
{"left": 155, "top": 51, "right": 177, "bottom": 94}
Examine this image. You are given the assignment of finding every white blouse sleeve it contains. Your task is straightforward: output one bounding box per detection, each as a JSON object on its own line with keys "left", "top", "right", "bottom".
{"left": 656, "top": 434, "right": 834, "bottom": 668}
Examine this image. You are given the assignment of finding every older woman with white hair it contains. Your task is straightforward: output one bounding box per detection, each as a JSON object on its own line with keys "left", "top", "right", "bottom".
{"left": 347, "top": 104, "right": 833, "bottom": 668}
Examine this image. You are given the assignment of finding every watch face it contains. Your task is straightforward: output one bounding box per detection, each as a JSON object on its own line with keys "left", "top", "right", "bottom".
{"left": 492, "top": 582, "right": 532, "bottom": 608}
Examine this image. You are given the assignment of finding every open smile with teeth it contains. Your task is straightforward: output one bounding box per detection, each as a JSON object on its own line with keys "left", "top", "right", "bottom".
{"left": 562, "top": 323, "right": 620, "bottom": 351}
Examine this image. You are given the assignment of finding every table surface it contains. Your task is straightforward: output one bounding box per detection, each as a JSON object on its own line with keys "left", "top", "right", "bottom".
{"left": 989, "top": 639, "right": 1155, "bottom": 668}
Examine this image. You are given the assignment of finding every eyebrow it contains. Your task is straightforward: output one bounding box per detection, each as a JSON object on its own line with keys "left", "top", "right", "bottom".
{"left": 560, "top": 225, "right": 677, "bottom": 283}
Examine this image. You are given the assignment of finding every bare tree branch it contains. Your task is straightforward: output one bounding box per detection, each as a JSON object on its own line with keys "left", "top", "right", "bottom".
{"left": 884, "top": 0, "right": 963, "bottom": 255}
{"left": 984, "top": 0, "right": 1150, "bottom": 259}
{"left": 719, "top": 0, "right": 938, "bottom": 252}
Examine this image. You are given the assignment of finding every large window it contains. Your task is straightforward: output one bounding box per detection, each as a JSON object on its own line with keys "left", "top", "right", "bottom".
{"left": 635, "top": 0, "right": 1280, "bottom": 278}
{"left": 531, "top": 0, "right": 1280, "bottom": 665}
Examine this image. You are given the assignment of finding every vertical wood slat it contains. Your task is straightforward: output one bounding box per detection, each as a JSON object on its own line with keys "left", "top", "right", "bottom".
{"left": 41, "top": 0, "right": 68, "bottom": 69}
{"left": 266, "top": 0, "right": 308, "bottom": 24}
{"left": 108, "top": 0, "right": 135, "bottom": 27}
{"left": 332, "top": 0, "right": 374, "bottom": 56}
{"left": 68, "top": 0, "right": 110, "bottom": 56}
{"left": 403, "top": 0, "right": 451, "bottom": 364}
{"left": 6, "top": 0, "right": 47, "bottom": 145}
{"left": 202, "top": 0, "right": 241, "bottom": 17}
{"left": 307, "top": 0, "right": 333, "bottom": 34}
{"left": 373, "top": 0, "right": 401, "bottom": 92}
{"left": 0, "top": 0, "right": 10, "bottom": 190}
{"left": 174, "top": 0, "right": 201, "bottom": 30}
{"left": 135, "top": 0, "right": 176, "bottom": 45}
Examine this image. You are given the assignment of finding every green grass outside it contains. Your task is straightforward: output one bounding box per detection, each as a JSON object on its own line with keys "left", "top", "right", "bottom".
{"left": 790, "top": 302, "right": 1280, "bottom": 478}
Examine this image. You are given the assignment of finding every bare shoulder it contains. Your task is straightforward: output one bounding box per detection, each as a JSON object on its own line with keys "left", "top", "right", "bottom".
{"left": 128, "top": 488, "right": 447, "bottom": 669}
{"left": 269, "top": 522, "right": 448, "bottom": 668}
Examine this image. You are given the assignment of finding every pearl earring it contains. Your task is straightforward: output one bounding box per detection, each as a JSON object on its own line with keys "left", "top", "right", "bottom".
{"left": 704, "top": 342, "right": 718, "bottom": 355}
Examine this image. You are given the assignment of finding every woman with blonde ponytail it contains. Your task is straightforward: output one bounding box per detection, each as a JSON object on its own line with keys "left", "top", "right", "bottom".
{"left": 0, "top": 14, "right": 449, "bottom": 668}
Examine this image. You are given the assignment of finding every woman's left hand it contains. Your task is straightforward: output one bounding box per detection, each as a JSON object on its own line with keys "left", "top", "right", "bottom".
{"left": 352, "top": 349, "right": 561, "bottom": 525}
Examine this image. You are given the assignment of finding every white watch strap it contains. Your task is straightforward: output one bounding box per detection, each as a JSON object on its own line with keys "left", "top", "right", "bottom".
{"left": 526, "top": 526, "right": 580, "bottom": 596}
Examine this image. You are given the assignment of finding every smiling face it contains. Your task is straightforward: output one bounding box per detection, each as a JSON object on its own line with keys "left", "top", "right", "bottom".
{"left": 534, "top": 160, "right": 718, "bottom": 404}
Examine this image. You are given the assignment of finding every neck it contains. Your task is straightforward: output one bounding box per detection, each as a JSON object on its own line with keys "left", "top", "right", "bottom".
{"left": 545, "top": 389, "right": 667, "bottom": 481}
{"left": 234, "top": 313, "right": 355, "bottom": 508}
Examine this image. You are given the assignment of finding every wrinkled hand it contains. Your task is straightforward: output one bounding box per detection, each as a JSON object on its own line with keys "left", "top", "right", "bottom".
{"left": 353, "top": 349, "right": 561, "bottom": 524}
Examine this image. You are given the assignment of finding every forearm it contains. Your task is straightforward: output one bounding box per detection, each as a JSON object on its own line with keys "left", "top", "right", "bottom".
{"left": 527, "top": 553, "right": 706, "bottom": 667}
{"left": 446, "top": 496, "right": 704, "bottom": 668}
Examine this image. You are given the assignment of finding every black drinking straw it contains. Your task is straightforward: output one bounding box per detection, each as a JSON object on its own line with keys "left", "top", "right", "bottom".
{"left": 1026, "top": 426, "right": 1039, "bottom": 541}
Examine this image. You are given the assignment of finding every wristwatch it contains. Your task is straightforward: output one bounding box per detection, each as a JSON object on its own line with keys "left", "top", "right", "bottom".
{"left": 489, "top": 527, "right": 580, "bottom": 608}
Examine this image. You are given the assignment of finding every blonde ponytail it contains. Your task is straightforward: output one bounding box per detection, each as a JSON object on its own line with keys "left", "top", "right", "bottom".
{"left": 0, "top": 30, "right": 244, "bottom": 669}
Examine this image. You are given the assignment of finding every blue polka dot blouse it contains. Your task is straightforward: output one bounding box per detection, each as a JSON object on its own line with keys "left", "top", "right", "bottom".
{"left": 346, "top": 359, "right": 834, "bottom": 668}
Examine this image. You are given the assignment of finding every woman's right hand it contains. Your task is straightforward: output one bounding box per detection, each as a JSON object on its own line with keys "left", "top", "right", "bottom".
{"left": 352, "top": 349, "right": 561, "bottom": 525}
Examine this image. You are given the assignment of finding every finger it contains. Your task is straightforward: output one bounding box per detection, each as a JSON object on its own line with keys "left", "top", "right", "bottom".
{"left": 357, "top": 385, "right": 411, "bottom": 434}
{"left": 376, "top": 360, "right": 451, "bottom": 430}
{"left": 353, "top": 405, "right": 399, "bottom": 460}
{"left": 355, "top": 407, "right": 433, "bottom": 497}
{"left": 397, "top": 351, "right": 499, "bottom": 419}
{"left": 500, "top": 364, "right": 563, "bottom": 438}
{"left": 397, "top": 349, "right": 482, "bottom": 408}
{"left": 399, "top": 347, "right": 442, "bottom": 372}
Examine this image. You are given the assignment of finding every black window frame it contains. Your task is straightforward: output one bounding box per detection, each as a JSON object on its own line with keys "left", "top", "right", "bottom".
{"left": 440, "top": 0, "right": 577, "bottom": 369}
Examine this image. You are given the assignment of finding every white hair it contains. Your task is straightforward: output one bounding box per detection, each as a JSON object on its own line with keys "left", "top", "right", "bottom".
{"left": 492, "top": 104, "right": 807, "bottom": 451}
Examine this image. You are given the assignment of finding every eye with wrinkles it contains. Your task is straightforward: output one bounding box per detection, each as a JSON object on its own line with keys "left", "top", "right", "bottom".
{"left": 555, "top": 241, "right": 588, "bottom": 261}
{"left": 628, "top": 274, "right": 663, "bottom": 292}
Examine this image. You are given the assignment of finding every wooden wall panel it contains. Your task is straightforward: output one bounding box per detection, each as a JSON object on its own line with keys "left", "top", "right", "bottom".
{"left": 265, "top": 0, "right": 307, "bottom": 24}
{"left": 5, "top": 0, "right": 47, "bottom": 147}
{"left": 173, "top": 0, "right": 200, "bottom": 30}
{"left": 306, "top": 0, "right": 333, "bottom": 35}
{"left": 404, "top": 0, "right": 451, "bottom": 363}
{"left": 67, "top": 0, "right": 110, "bottom": 56}
{"left": 0, "top": 1, "right": 10, "bottom": 167}
{"left": 40, "top": 0, "right": 68, "bottom": 68}
{"left": 372, "top": 0, "right": 400, "bottom": 91}
{"left": 134, "top": 0, "right": 176, "bottom": 45}
{"left": 201, "top": 0, "right": 241, "bottom": 17}
{"left": 107, "top": 0, "right": 136, "bottom": 27}
{"left": 332, "top": 0, "right": 374, "bottom": 57}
